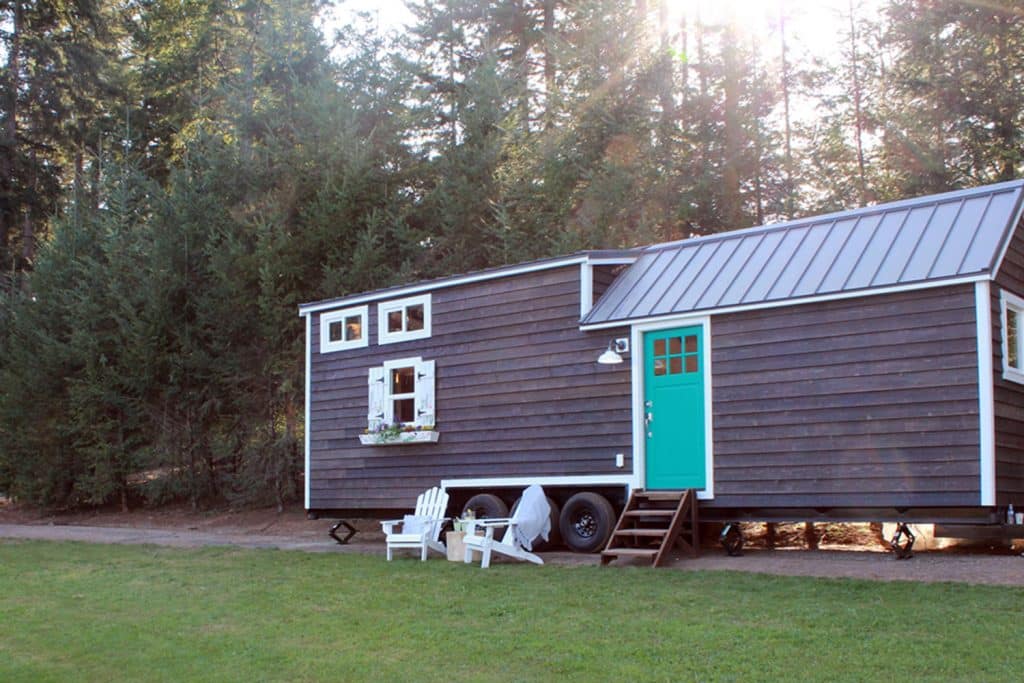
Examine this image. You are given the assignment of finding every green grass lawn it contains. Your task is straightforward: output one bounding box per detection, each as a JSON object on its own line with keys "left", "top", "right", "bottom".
{"left": 1, "top": 541, "right": 1022, "bottom": 682}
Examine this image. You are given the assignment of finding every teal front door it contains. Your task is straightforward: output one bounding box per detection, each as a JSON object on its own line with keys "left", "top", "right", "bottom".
{"left": 644, "top": 326, "right": 706, "bottom": 490}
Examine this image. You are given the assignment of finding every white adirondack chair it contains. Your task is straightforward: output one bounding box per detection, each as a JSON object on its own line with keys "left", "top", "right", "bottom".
{"left": 463, "top": 485, "right": 551, "bottom": 569}
{"left": 381, "top": 486, "right": 450, "bottom": 561}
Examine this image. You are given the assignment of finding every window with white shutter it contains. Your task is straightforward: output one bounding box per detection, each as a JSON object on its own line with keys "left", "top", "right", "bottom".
{"left": 366, "top": 357, "right": 437, "bottom": 430}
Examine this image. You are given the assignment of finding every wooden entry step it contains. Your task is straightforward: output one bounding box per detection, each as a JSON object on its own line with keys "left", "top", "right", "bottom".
{"left": 600, "top": 489, "right": 699, "bottom": 568}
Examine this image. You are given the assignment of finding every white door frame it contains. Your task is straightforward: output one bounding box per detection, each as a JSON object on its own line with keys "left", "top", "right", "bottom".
{"left": 630, "top": 315, "right": 715, "bottom": 499}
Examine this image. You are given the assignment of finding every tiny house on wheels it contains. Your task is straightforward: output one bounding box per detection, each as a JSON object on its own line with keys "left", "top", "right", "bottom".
{"left": 300, "top": 180, "right": 1024, "bottom": 554}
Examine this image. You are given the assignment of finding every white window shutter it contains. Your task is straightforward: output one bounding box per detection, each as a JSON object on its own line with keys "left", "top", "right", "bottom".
{"left": 414, "top": 359, "right": 436, "bottom": 427}
{"left": 367, "top": 367, "right": 385, "bottom": 430}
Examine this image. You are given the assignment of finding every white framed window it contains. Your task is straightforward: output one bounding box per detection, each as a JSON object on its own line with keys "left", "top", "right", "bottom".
{"left": 378, "top": 294, "right": 431, "bottom": 345}
{"left": 1001, "top": 290, "right": 1024, "bottom": 384}
{"left": 368, "top": 357, "right": 436, "bottom": 429}
{"left": 320, "top": 306, "right": 368, "bottom": 353}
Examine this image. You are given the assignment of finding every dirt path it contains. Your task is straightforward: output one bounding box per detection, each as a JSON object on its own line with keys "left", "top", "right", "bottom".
{"left": 2, "top": 519, "right": 1023, "bottom": 586}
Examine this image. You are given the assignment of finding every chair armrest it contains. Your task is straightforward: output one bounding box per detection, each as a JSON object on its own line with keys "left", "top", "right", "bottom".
{"left": 466, "top": 518, "right": 512, "bottom": 536}
{"left": 381, "top": 519, "right": 402, "bottom": 533}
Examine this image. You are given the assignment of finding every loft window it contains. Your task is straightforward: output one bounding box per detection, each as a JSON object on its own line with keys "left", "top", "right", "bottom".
{"left": 1002, "top": 290, "right": 1024, "bottom": 384}
{"left": 320, "top": 306, "right": 368, "bottom": 353}
{"left": 367, "top": 357, "right": 436, "bottom": 430}
{"left": 378, "top": 294, "right": 432, "bottom": 345}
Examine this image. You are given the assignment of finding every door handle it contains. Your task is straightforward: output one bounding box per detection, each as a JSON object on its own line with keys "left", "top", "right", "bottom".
{"left": 644, "top": 412, "right": 653, "bottom": 427}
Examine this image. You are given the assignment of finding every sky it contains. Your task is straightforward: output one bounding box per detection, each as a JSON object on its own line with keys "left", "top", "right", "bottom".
{"left": 321, "top": 0, "right": 887, "bottom": 65}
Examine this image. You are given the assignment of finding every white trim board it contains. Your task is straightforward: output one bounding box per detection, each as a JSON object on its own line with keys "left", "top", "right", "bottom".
{"left": 298, "top": 255, "right": 636, "bottom": 316}
{"left": 442, "top": 474, "right": 635, "bottom": 491}
{"left": 976, "top": 280, "right": 996, "bottom": 507}
{"left": 580, "top": 262, "right": 594, "bottom": 318}
{"left": 581, "top": 273, "right": 990, "bottom": 331}
{"left": 630, "top": 315, "right": 715, "bottom": 500}
{"left": 303, "top": 312, "right": 312, "bottom": 509}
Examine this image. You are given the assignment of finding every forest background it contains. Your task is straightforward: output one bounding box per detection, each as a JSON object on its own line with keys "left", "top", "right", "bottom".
{"left": 1, "top": 0, "right": 1022, "bottom": 510}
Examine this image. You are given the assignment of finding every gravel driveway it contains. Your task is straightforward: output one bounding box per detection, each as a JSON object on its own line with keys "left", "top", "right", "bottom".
{"left": 2, "top": 522, "right": 1022, "bottom": 586}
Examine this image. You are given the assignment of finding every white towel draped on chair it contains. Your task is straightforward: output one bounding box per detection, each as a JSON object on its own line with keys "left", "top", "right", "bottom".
{"left": 464, "top": 484, "right": 550, "bottom": 568}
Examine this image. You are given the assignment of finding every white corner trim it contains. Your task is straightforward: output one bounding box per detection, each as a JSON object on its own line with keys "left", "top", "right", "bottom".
{"left": 580, "top": 262, "right": 594, "bottom": 318}
{"left": 579, "top": 273, "right": 990, "bottom": 332}
{"left": 441, "top": 474, "right": 635, "bottom": 491}
{"left": 976, "top": 280, "right": 996, "bottom": 507}
{"left": 304, "top": 312, "right": 312, "bottom": 509}
{"left": 319, "top": 305, "right": 369, "bottom": 353}
{"left": 631, "top": 314, "right": 715, "bottom": 499}
{"left": 378, "top": 294, "right": 432, "bottom": 345}
{"left": 999, "top": 288, "right": 1024, "bottom": 384}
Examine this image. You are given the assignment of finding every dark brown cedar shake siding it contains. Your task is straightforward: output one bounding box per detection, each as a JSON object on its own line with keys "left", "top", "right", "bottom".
{"left": 993, "top": 219, "right": 1024, "bottom": 504}
{"left": 308, "top": 265, "right": 632, "bottom": 511}
{"left": 707, "top": 284, "right": 982, "bottom": 509}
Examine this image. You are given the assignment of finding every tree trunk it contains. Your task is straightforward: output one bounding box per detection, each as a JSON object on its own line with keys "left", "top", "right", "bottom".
{"left": 1, "top": 1, "right": 23, "bottom": 263}
{"left": 779, "top": 2, "right": 795, "bottom": 218}
{"left": 543, "top": 0, "right": 555, "bottom": 129}
{"left": 721, "top": 24, "right": 742, "bottom": 229}
{"left": 848, "top": 0, "right": 868, "bottom": 205}
{"left": 804, "top": 522, "right": 819, "bottom": 550}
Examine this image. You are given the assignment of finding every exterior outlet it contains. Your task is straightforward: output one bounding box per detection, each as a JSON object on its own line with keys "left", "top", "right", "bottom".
{"left": 615, "top": 453, "right": 624, "bottom": 468}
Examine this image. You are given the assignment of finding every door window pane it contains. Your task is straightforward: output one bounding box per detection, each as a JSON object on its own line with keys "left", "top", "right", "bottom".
{"left": 669, "top": 337, "right": 682, "bottom": 354}
{"left": 685, "top": 355, "right": 698, "bottom": 373}
{"left": 685, "top": 335, "right": 698, "bottom": 353}
{"left": 669, "top": 357, "right": 682, "bottom": 374}
{"left": 654, "top": 358, "right": 667, "bottom": 376}
{"left": 654, "top": 339, "right": 666, "bottom": 356}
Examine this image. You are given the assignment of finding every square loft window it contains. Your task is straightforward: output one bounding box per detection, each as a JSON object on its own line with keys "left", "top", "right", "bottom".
{"left": 378, "top": 294, "right": 432, "bottom": 344}
{"left": 320, "top": 305, "right": 368, "bottom": 353}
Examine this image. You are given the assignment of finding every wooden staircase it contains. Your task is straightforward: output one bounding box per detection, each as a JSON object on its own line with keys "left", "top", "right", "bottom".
{"left": 600, "top": 489, "right": 699, "bottom": 568}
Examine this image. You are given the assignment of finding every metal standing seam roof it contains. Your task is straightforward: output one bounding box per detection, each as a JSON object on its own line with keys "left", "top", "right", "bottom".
{"left": 583, "top": 180, "right": 1024, "bottom": 326}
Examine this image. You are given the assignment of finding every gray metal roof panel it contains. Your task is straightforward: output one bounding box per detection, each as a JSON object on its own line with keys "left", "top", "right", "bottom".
{"left": 583, "top": 180, "right": 1024, "bottom": 325}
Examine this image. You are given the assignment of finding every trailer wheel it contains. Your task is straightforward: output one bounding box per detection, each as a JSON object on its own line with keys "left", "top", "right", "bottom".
{"left": 462, "top": 493, "right": 508, "bottom": 520}
{"left": 559, "top": 492, "right": 615, "bottom": 553}
{"left": 510, "top": 496, "right": 562, "bottom": 551}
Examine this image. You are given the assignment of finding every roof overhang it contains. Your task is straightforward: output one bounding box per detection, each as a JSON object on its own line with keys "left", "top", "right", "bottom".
{"left": 298, "top": 252, "right": 636, "bottom": 316}
{"left": 579, "top": 272, "right": 990, "bottom": 331}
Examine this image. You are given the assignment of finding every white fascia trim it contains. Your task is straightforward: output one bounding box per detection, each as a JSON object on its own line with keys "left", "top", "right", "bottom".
{"left": 378, "top": 294, "right": 432, "bottom": 345}
{"left": 319, "top": 305, "right": 369, "bottom": 353}
{"left": 999, "top": 289, "right": 1024, "bottom": 384}
{"left": 580, "top": 262, "right": 594, "bottom": 318}
{"left": 631, "top": 314, "right": 715, "bottom": 500}
{"left": 989, "top": 194, "right": 1024, "bottom": 278}
{"left": 580, "top": 274, "right": 989, "bottom": 331}
{"left": 976, "top": 280, "right": 996, "bottom": 507}
{"left": 298, "top": 255, "right": 636, "bottom": 316}
{"left": 441, "top": 474, "right": 635, "bottom": 491}
{"left": 303, "top": 312, "right": 312, "bottom": 509}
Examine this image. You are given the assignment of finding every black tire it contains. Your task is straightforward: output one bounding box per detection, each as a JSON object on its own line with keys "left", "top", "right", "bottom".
{"left": 462, "top": 493, "right": 509, "bottom": 520}
{"left": 510, "top": 496, "right": 562, "bottom": 551}
{"left": 559, "top": 492, "right": 615, "bottom": 553}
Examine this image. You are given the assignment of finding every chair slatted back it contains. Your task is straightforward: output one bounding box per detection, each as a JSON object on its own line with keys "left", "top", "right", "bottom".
{"left": 414, "top": 486, "right": 449, "bottom": 542}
